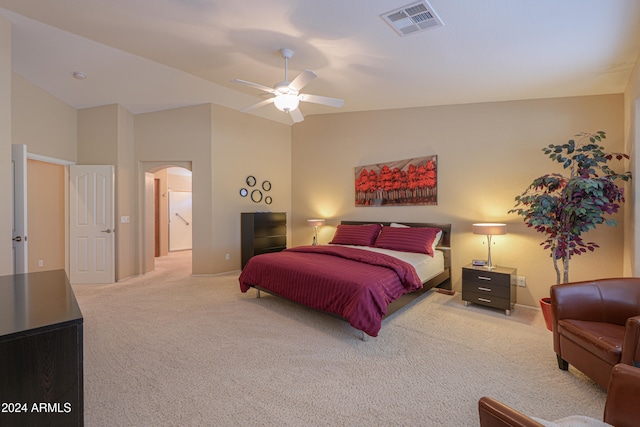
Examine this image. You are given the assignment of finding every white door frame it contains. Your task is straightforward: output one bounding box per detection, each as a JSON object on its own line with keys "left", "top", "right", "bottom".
{"left": 11, "top": 144, "right": 27, "bottom": 274}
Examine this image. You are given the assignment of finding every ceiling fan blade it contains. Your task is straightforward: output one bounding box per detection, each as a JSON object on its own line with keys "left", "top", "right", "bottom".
{"left": 289, "top": 69, "right": 317, "bottom": 91}
{"left": 299, "top": 93, "right": 344, "bottom": 108}
{"left": 240, "top": 97, "right": 275, "bottom": 113}
{"left": 289, "top": 107, "right": 304, "bottom": 123}
{"left": 232, "top": 79, "right": 275, "bottom": 93}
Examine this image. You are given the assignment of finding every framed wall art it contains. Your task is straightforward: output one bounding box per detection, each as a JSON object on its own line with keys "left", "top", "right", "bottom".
{"left": 355, "top": 155, "right": 437, "bottom": 206}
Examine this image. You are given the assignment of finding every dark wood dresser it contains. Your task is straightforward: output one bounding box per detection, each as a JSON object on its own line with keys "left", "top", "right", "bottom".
{"left": 241, "top": 212, "right": 287, "bottom": 269}
{"left": 462, "top": 264, "right": 517, "bottom": 315}
{"left": 0, "top": 270, "right": 83, "bottom": 426}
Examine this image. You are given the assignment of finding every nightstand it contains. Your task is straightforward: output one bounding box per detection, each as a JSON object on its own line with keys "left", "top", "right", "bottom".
{"left": 462, "top": 264, "right": 517, "bottom": 315}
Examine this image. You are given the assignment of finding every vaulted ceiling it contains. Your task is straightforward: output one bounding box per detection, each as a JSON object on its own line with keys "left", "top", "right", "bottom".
{"left": 1, "top": 0, "right": 639, "bottom": 125}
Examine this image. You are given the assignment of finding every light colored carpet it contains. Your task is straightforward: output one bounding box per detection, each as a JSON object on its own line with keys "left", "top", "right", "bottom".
{"left": 72, "top": 251, "right": 606, "bottom": 426}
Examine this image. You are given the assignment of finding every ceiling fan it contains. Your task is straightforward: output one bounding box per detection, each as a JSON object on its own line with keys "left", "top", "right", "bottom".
{"left": 232, "top": 48, "right": 344, "bottom": 123}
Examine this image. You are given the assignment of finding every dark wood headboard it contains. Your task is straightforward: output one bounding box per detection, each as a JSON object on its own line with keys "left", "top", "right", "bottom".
{"left": 340, "top": 221, "right": 451, "bottom": 249}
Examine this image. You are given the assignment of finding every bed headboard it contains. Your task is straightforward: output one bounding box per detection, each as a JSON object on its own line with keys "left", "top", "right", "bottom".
{"left": 340, "top": 220, "right": 452, "bottom": 290}
{"left": 340, "top": 221, "right": 451, "bottom": 250}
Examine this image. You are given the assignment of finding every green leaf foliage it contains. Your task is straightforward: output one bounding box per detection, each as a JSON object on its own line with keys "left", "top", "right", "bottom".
{"left": 508, "top": 131, "right": 632, "bottom": 284}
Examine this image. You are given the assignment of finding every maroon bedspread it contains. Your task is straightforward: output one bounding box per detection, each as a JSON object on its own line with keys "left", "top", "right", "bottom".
{"left": 238, "top": 245, "right": 423, "bottom": 337}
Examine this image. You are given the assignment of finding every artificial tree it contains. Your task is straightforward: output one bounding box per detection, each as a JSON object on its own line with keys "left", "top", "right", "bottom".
{"left": 509, "top": 131, "right": 631, "bottom": 285}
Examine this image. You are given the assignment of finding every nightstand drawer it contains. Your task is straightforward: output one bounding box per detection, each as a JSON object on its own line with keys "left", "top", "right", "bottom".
{"left": 462, "top": 269, "right": 510, "bottom": 287}
{"left": 462, "top": 264, "right": 517, "bottom": 315}
{"left": 463, "top": 291, "right": 511, "bottom": 310}
{"left": 462, "top": 281, "right": 510, "bottom": 299}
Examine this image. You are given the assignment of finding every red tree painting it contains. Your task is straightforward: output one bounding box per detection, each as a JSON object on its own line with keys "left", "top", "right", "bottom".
{"left": 354, "top": 155, "right": 438, "bottom": 206}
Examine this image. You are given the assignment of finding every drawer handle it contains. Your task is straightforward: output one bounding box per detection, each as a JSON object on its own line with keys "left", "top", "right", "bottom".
{"left": 478, "top": 297, "right": 491, "bottom": 303}
{"left": 478, "top": 276, "right": 492, "bottom": 281}
{"left": 478, "top": 287, "right": 491, "bottom": 292}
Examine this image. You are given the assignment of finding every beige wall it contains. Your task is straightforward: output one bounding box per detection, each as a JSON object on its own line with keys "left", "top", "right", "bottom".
{"left": 135, "top": 104, "right": 212, "bottom": 274}
{"left": 168, "top": 169, "right": 192, "bottom": 192}
{"left": 135, "top": 104, "right": 291, "bottom": 275}
{"left": 210, "top": 104, "right": 292, "bottom": 270}
{"left": 0, "top": 16, "right": 81, "bottom": 277}
{"left": 0, "top": 15, "right": 11, "bottom": 275}
{"left": 116, "top": 105, "right": 136, "bottom": 279}
{"left": 12, "top": 74, "right": 77, "bottom": 161}
{"left": 78, "top": 105, "right": 118, "bottom": 165}
{"left": 27, "top": 159, "right": 64, "bottom": 271}
{"left": 623, "top": 54, "right": 639, "bottom": 276}
{"left": 291, "top": 95, "right": 626, "bottom": 307}
{"left": 10, "top": 73, "right": 77, "bottom": 278}
{"left": 78, "top": 104, "right": 137, "bottom": 280}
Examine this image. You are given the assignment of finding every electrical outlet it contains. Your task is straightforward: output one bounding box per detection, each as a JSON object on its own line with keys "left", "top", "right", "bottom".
{"left": 38, "top": 260, "right": 44, "bottom": 267}
{"left": 225, "top": 253, "right": 230, "bottom": 261}
{"left": 517, "top": 276, "right": 526, "bottom": 287}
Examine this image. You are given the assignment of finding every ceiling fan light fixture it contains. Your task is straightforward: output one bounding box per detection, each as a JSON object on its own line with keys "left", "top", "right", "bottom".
{"left": 233, "top": 47, "right": 343, "bottom": 121}
{"left": 273, "top": 94, "right": 299, "bottom": 112}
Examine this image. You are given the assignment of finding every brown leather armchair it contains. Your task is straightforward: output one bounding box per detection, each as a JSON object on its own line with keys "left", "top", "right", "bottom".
{"left": 550, "top": 278, "right": 640, "bottom": 389}
{"left": 478, "top": 364, "right": 640, "bottom": 427}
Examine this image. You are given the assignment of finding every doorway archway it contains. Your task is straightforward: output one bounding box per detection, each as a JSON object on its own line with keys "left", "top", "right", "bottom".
{"left": 139, "top": 161, "right": 192, "bottom": 275}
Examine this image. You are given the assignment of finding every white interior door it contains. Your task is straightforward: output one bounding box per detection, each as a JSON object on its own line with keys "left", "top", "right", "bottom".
{"left": 69, "top": 165, "right": 115, "bottom": 284}
{"left": 11, "top": 144, "right": 28, "bottom": 274}
{"left": 169, "top": 191, "right": 192, "bottom": 251}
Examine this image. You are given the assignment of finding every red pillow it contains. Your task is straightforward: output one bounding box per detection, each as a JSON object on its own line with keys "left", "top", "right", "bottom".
{"left": 329, "top": 224, "right": 382, "bottom": 246}
{"left": 373, "top": 226, "right": 440, "bottom": 256}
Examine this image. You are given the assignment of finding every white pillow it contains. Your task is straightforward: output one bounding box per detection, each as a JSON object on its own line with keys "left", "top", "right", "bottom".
{"left": 390, "top": 222, "right": 410, "bottom": 228}
{"left": 390, "top": 223, "right": 443, "bottom": 252}
{"left": 532, "top": 415, "right": 612, "bottom": 427}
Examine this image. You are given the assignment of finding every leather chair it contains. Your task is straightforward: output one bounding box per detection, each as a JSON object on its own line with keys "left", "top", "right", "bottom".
{"left": 550, "top": 278, "right": 640, "bottom": 389}
{"left": 478, "top": 364, "right": 640, "bottom": 427}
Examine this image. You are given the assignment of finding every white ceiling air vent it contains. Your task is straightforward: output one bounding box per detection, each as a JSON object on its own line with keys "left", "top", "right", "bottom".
{"left": 381, "top": 0, "right": 444, "bottom": 37}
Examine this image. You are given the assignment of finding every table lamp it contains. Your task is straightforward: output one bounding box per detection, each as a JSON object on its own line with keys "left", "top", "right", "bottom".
{"left": 307, "top": 219, "right": 325, "bottom": 245}
{"left": 472, "top": 223, "right": 507, "bottom": 270}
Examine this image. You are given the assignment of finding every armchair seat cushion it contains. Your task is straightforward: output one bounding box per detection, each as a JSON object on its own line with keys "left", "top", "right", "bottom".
{"left": 559, "top": 320, "right": 624, "bottom": 365}
{"left": 532, "top": 415, "right": 611, "bottom": 427}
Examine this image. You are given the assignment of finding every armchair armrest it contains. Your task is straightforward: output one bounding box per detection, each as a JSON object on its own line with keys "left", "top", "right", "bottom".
{"left": 479, "top": 397, "right": 544, "bottom": 427}
{"left": 621, "top": 316, "right": 640, "bottom": 366}
{"left": 603, "top": 364, "right": 640, "bottom": 427}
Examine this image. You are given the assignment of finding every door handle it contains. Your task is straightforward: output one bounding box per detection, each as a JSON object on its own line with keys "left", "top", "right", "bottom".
{"left": 101, "top": 229, "right": 112, "bottom": 233}
{"left": 12, "top": 236, "right": 22, "bottom": 242}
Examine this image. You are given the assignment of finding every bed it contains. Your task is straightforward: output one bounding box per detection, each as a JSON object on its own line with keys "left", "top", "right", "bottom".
{"left": 239, "top": 221, "right": 451, "bottom": 338}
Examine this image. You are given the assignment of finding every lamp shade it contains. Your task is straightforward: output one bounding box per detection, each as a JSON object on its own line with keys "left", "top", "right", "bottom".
{"left": 472, "top": 223, "right": 506, "bottom": 235}
{"left": 274, "top": 94, "right": 300, "bottom": 112}
{"left": 307, "top": 219, "right": 325, "bottom": 227}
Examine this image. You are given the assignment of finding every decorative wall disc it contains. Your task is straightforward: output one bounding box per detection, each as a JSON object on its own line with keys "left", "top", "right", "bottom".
{"left": 251, "top": 189, "right": 263, "bottom": 203}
